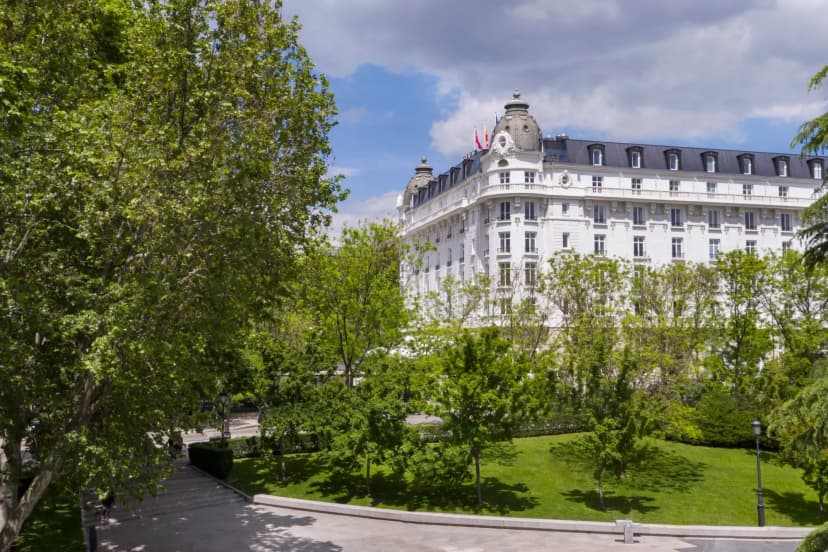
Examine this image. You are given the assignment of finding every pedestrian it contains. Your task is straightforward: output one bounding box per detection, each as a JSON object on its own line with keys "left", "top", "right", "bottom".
{"left": 100, "top": 490, "right": 115, "bottom": 521}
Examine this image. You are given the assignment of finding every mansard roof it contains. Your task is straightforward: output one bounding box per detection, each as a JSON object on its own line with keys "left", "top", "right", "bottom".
{"left": 550, "top": 138, "right": 823, "bottom": 178}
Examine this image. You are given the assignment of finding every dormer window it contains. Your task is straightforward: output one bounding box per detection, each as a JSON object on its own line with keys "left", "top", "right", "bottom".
{"left": 589, "top": 144, "right": 605, "bottom": 166}
{"left": 665, "top": 149, "right": 681, "bottom": 171}
{"left": 627, "top": 146, "right": 643, "bottom": 169}
{"left": 703, "top": 152, "right": 718, "bottom": 173}
{"left": 774, "top": 156, "right": 789, "bottom": 177}
{"left": 738, "top": 154, "right": 754, "bottom": 175}
{"left": 808, "top": 158, "right": 824, "bottom": 180}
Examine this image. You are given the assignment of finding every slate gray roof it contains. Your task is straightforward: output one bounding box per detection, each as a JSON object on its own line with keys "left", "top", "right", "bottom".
{"left": 549, "top": 138, "right": 823, "bottom": 179}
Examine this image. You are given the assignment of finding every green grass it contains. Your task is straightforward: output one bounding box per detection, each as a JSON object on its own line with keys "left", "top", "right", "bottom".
{"left": 15, "top": 488, "right": 83, "bottom": 551}
{"left": 230, "top": 434, "right": 827, "bottom": 526}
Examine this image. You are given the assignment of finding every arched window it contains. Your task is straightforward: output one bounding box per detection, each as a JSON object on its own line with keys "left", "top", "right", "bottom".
{"left": 702, "top": 151, "right": 718, "bottom": 173}
{"left": 588, "top": 144, "right": 605, "bottom": 166}
{"left": 738, "top": 154, "right": 754, "bottom": 175}
{"left": 664, "top": 149, "right": 681, "bottom": 171}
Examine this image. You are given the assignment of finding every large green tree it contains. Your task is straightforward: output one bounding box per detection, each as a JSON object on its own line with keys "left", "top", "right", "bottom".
{"left": 306, "top": 220, "right": 408, "bottom": 389}
{"left": 792, "top": 64, "right": 828, "bottom": 266}
{"left": 428, "top": 328, "right": 536, "bottom": 505}
{"left": 0, "top": 1, "right": 343, "bottom": 547}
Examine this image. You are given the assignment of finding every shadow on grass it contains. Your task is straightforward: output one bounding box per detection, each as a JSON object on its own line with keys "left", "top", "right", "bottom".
{"left": 549, "top": 439, "right": 707, "bottom": 493}
{"left": 763, "top": 488, "right": 827, "bottom": 526}
{"left": 309, "top": 471, "right": 539, "bottom": 515}
{"left": 231, "top": 454, "right": 328, "bottom": 495}
{"left": 15, "top": 488, "right": 83, "bottom": 552}
{"left": 561, "top": 489, "right": 658, "bottom": 515}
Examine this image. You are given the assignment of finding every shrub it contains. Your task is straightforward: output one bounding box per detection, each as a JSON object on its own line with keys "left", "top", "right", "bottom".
{"left": 226, "top": 436, "right": 261, "bottom": 459}
{"left": 797, "top": 522, "right": 828, "bottom": 552}
{"left": 691, "top": 389, "right": 755, "bottom": 447}
{"left": 188, "top": 442, "right": 233, "bottom": 479}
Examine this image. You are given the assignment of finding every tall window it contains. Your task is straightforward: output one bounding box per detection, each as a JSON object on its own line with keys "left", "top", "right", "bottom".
{"left": 447, "top": 248, "right": 452, "bottom": 266}
{"left": 633, "top": 206, "right": 645, "bottom": 226}
{"left": 742, "top": 183, "right": 753, "bottom": 197}
{"left": 782, "top": 240, "right": 792, "bottom": 252}
{"left": 561, "top": 202, "right": 569, "bottom": 215}
{"left": 630, "top": 151, "right": 641, "bottom": 168}
{"left": 592, "top": 176, "right": 603, "bottom": 193}
{"left": 459, "top": 218, "right": 465, "bottom": 234}
{"left": 777, "top": 158, "right": 788, "bottom": 177}
{"left": 631, "top": 178, "right": 642, "bottom": 194}
{"left": 499, "top": 172, "right": 510, "bottom": 184}
{"left": 708, "top": 209, "right": 720, "bottom": 229}
{"left": 594, "top": 234, "right": 606, "bottom": 256}
{"left": 709, "top": 239, "right": 720, "bottom": 260}
{"left": 593, "top": 204, "right": 606, "bottom": 224}
{"left": 780, "top": 213, "right": 792, "bottom": 232}
{"left": 525, "top": 262, "right": 537, "bottom": 286}
{"left": 814, "top": 161, "right": 824, "bottom": 180}
{"left": 460, "top": 243, "right": 465, "bottom": 263}
{"left": 670, "top": 207, "right": 683, "bottom": 227}
{"left": 592, "top": 148, "right": 603, "bottom": 166}
{"left": 744, "top": 211, "right": 756, "bottom": 230}
{"left": 499, "top": 263, "right": 511, "bottom": 286}
{"left": 746, "top": 240, "right": 757, "bottom": 254}
{"left": 668, "top": 152, "right": 679, "bottom": 171}
{"left": 524, "top": 171, "right": 535, "bottom": 184}
{"left": 498, "top": 232, "right": 511, "bottom": 253}
{"left": 672, "top": 237, "right": 683, "bottom": 259}
{"left": 499, "top": 201, "right": 511, "bottom": 220}
{"left": 705, "top": 154, "right": 717, "bottom": 173}
{"left": 524, "top": 201, "right": 537, "bottom": 220}
{"left": 633, "top": 236, "right": 645, "bottom": 258}
{"left": 707, "top": 181, "right": 717, "bottom": 194}
{"left": 779, "top": 186, "right": 788, "bottom": 198}
{"left": 525, "top": 231, "right": 536, "bottom": 253}
{"left": 562, "top": 232, "right": 570, "bottom": 248}
{"left": 669, "top": 180, "right": 680, "bottom": 194}
{"left": 741, "top": 156, "right": 753, "bottom": 175}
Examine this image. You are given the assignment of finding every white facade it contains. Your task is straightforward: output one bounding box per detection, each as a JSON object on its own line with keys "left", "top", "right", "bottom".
{"left": 398, "top": 93, "right": 821, "bottom": 302}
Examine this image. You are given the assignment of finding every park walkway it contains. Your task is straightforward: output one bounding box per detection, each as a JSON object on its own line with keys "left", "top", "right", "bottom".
{"left": 96, "top": 461, "right": 801, "bottom": 552}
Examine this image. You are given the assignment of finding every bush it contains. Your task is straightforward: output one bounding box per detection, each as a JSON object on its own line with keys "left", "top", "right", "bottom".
{"left": 188, "top": 442, "right": 233, "bottom": 479}
{"left": 691, "top": 389, "right": 755, "bottom": 447}
{"left": 226, "top": 436, "right": 261, "bottom": 458}
{"left": 797, "top": 522, "right": 828, "bottom": 552}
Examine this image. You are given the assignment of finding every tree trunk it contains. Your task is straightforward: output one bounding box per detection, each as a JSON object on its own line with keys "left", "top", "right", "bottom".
{"left": 279, "top": 436, "right": 286, "bottom": 483}
{"left": 597, "top": 469, "right": 605, "bottom": 511}
{"left": 820, "top": 492, "right": 824, "bottom": 514}
{"left": 365, "top": 456, "right": 372, "bottom": 495}
{"left": 474, "top": 446, "right": 482, "bottom": 506}
{"left": 0, "top": 468, "right": 55, "bottom": 552}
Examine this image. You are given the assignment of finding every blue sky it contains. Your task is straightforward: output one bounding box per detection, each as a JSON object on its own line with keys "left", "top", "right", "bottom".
{"left": 283, "top": 0, "right": 827, "bottom": 232}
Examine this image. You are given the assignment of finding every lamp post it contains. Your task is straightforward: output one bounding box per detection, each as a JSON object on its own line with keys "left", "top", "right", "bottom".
{"left": 219, "top": 392, "right": 230, "bottom": 447}
{"left": 752, "top": 419, "right": 765, "bottom": 527}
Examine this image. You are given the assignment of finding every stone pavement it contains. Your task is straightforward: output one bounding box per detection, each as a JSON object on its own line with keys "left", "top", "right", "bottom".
{"left": 97, "top": 462, "right": 802, "bottom": 552}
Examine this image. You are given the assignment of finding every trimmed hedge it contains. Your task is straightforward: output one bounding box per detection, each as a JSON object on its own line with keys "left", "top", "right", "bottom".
{"left": 188, "top": 442, "right": 233, "bottom": 479}
{"left": 796, "top": 522, "right": 828, "bottom": 552}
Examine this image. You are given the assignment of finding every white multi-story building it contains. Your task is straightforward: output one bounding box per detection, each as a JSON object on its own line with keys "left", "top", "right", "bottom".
{"left": 397, "top": 91, "right": 822, "bottom": 300}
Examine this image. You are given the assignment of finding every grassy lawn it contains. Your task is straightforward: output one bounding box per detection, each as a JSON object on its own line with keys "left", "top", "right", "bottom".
{"left": 14, "top": 488, "right": 83, "bottom": 552}
{"left": 231, "top": 433, "right": 826, "bottom": 527}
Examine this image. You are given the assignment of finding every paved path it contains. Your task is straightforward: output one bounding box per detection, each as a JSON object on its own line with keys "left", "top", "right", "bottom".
{"left": 97, "top": 464, "right": 801, "bottom": 552}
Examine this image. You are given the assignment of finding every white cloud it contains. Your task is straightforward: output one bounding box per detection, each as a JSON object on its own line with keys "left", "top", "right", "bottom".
{"left": 328, "top": 191, "right": 400, "bottom": 238}
{"left": 326, "top": 165, "right": 360, "bottom": 178}
{"left": 285, "top": 0, "right": 827, "bottom": 157}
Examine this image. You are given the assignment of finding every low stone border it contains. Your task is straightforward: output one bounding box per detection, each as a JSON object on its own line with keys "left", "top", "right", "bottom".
{"left": 253, "top": 493, "right": 812, "bottom": 541}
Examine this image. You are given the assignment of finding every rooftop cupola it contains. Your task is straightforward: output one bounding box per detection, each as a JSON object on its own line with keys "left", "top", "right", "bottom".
{"left": 491, "top": 89, "right": 542, "bottom": 153}
{"left": 403, "top": 156, "right": 435, "bottom": 210}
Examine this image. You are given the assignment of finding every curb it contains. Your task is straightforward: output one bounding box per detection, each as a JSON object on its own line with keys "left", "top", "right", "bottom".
{"left": 252, "top": 493, "right": 812, "bottom": 540}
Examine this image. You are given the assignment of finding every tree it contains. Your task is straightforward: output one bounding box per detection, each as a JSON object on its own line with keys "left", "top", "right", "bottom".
{"left": 792, "top": 64, "right": 828, "bottom": 266}
{"left": 428, "top": 328, "right": 536, "bottom": 505}
{"left": 306, "top": 220, "right": 408, "bottom": 389}
{"left": 0, "top": 1, "right": 343, "bottom": 547}
{"left": 708, "top": 251, "right": 773, "bottom": 399}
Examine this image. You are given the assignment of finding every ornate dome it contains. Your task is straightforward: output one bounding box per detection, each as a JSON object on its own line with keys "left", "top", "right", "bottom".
{"left": 491, "top": 90, "right": 542, "bottom": 153}
{"left": 403, "top": 157, "right": 434, "bottom": 208}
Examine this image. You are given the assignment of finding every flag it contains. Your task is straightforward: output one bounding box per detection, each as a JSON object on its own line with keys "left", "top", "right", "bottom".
{"left": 474, "top": 128, "right": 482, "bottom": 150}
{"left": 484, "top": 123, "right": 489, "bottom": 148}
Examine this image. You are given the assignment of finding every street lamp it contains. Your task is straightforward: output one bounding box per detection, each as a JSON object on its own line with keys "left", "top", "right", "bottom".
{"left": 752, "top": 419, "right": 765, "bottom": 527}
{"left": 219, "top": 392, "right": 231, "bottom": 447}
